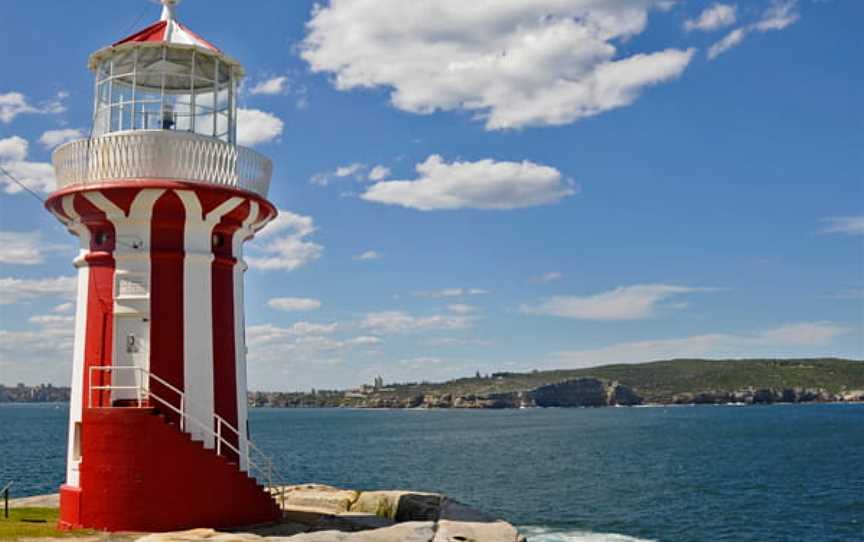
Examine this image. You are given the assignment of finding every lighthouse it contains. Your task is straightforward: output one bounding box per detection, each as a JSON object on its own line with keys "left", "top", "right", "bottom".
{"left": 45, "top": 0, "right": 281, "bottom": 531}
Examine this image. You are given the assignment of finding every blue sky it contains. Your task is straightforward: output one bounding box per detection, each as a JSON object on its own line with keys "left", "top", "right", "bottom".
{"left": 1, "top": 0, "right": 861, "bottom": 391}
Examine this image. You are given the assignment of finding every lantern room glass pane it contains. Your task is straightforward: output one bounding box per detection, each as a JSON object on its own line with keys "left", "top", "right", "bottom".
{"left": 194, "top": 83, "right": 216, "bottom": 109}
{"left": 136, "top": 47, "right": 164, "bottom": 71}
{"left": 97, "top": 60, "right": 111, "bottom": 81}
{"left": 134, "top": 102, "right": 162, "bottom": 131}
{"left": 195, "top": 54, "right": 216, "bottom": 81}
{"left": 112, "top": 49, "right": 137, "bottom": 77}
{"left": 111, "top": 82, "right": 135, "bottom": 105}
{"left": 135, "top": 47, "right": 165, "bottom": 92}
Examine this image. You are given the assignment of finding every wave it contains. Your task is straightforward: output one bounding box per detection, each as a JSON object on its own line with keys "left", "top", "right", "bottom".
{"left": 519, "top": 526, "right": 655, "bottom": 542}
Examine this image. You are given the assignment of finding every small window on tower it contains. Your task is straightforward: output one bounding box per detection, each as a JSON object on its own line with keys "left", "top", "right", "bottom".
{"left": 94, "top": 232, "right": 108, "bottom": 246}
{"left": 212, "top": 233, "right": 224, "bottom": 248}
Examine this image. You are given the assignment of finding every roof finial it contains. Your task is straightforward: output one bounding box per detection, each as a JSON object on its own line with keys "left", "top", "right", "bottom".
{"left": 161, "top": 0, "right": 181, "bottom": 22}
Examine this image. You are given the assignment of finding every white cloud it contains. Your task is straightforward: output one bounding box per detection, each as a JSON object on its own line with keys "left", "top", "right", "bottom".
{"left": 311, "top": 163, "right": 368, "bottom": 186}
{"left": 425, "top": 337, "right": 490, "bottom": 347}
{"left": 353, "top": 250, "right": 381, "bottom": 261}
{"left": 0, "top": 136, "right": 28, "bottom": 161}
{"left": 0, "top": 93, "right": 37, "bottom": 124}
{"left": 245, "top": 321, "right": 380, "bottom": 369}
{"left": 0, "top": 136, "right": 57, "bottom": 194}
{"left": 754, "top": 0, "right": 800, "bottom": 31}
{"left": 362, "top": 155, "right": 575, "bottom": 211}
{"left": 236, "top": 108, "right": 284, "bottom": 146}
{"left": 755, "top": 322, "right": 849, "bottom": 346}
{"left": 706, "top": 1, "right": 799, "bottom": 60}
{"left": 685, "top": 4, "right": 737, "bottom": 32}
{"left": 52, "top": 302, "right": 74, "bottom": 313}
{"left": 368, "top": 165, "right": 391, "bottom": 181}
{"left": 361, "top": 310, "right": 474, "bottom": 335}
{"left": 521, "top": 284, "right": 713, "bottom": 320}
{"left": 0, "top": 91, "right": 67, "bottom": 124}
{"left": 531, "top": 271, "right": 564, "bottom": 284}
{"left": 38, "top": 129, "right": 83, "bottom": 149}
{"left": 0, "top": 231, "right": 66, "bottom": 265}
{"left": 0, "top": 313, "right": 74, "bottom": 361}
{"left": 707, "top": 28, "right": 747, "bottom": 59}
{"left": 552, "top": 321, "right": 851, "bottom": 368}
{"left": 302, "top": 1, "right": 694, "bottom": 130}
{"left": 28, "top": 314, "right": 75, "bottom": 326}
{"left": 256, "top": 210, "right": 313, "bottom": 239}
{"left": 820, "top": 216, "right": 864, "bottom": 236}
{"left": 248, "top": 322, "right": 339, "bottom": 345}
{"left": 268, "top": 297, "right": 322, "bottom": 312}
{"left": 0, "top": 276, "right": 77, "bottom": 305}
{"left": 447, "top": 303, "right": 479, "bottom": 315}
{"left": 413, "top": 288, "right": 489, "bottom": 299}
{"left": 335, "top": 163, "right": 364, "bottom": 178}
{"left": 250, "top": 76, "right": 289, "bottom": 96}
{"left": 346, "top": 336, "right": 383, "bottom": 346}
{"left": 248, "top": 210, "right": 323, "bottom": 271}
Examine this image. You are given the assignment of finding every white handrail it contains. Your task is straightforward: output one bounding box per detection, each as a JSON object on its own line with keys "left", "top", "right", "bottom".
{"left": 87, "top": 365, "right": 285, "bottom": 505}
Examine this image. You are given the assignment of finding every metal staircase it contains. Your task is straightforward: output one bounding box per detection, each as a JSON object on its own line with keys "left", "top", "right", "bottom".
{"left": 87, "top": 365, "right": 286, "bottom": 508}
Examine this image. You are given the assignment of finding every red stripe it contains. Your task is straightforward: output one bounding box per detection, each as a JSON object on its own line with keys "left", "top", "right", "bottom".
{"left": 102, "top": 188, "right": 142, "bottom": 217}
{"left": 210, "top": 201, "right": 250, "bottom": 461}
{"left": 113, "top": 21, "right": 168, "bottom": 46}
{"left": 73, "top": 194, "right": 116, "bottom": 409}
{"left": 149, "top": 190, "right": 186, "bottom": 424}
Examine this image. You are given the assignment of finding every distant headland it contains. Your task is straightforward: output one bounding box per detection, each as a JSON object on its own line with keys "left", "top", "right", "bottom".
{"left": 251, "top": 358, "right": 864, "bottom": 408}
{"left": 5, "top": 358, "right": 863, "bottom": 408}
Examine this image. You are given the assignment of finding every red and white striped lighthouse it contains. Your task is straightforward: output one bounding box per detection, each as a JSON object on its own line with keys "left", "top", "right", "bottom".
{"left": 45, "top": 0, "right": 281, "bottom": 531}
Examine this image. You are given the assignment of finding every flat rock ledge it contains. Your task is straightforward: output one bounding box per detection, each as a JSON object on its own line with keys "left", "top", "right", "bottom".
{"left": 15, "top": 485, "right": 525, "bottom": 542}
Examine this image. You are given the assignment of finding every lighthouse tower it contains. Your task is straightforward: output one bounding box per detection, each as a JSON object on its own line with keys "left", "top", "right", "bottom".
{"left": 46, "top": 0, "right": 280, "bottom": 531}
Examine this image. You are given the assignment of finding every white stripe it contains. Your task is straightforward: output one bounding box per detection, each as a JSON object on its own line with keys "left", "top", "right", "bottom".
{"left": 60, "top": 195, "right": 91, "bottom": 488}
{"left": 175, "top": 190, "right": 243, "bottom": 448}
{"left": 234, "top": 201, "right": 259, "bottom": 470}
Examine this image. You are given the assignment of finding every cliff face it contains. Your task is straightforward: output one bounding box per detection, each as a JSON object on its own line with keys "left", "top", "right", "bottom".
{"left": 401, "top": 379, "right": 642, "bottom": 409}
{"left": 529, "top": 379, "right": 642, "bottom": 407}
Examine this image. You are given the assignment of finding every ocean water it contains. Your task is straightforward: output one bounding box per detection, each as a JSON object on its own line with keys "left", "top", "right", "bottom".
{"left": 1, "top": 403, "right": 862, "bottom": 541}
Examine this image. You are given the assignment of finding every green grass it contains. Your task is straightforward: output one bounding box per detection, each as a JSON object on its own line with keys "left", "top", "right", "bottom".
{"left": 0, "top": 508, "right": 92, "bottom": 540}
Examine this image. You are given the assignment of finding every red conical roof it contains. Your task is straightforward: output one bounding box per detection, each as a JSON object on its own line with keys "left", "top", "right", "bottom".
{"left": 113, "top": 19, "right": 221, "bottom": 53}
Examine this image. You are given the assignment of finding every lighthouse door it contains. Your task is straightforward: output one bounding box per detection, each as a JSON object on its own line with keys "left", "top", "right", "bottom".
{"left": 113, "top": 316, "right": 150, "bottom": 406}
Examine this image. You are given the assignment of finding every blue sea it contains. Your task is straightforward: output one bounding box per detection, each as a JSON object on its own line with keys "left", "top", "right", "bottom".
{"left": 1, "top": 403, "right": 862, "bottom": 541}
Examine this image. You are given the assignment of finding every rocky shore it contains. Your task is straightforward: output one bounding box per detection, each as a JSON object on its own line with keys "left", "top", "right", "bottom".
{"left": 280, "top": 378, "right": 864, "bottom": 410}
{"left": 11, "top": 485, "right": 525, "bottom": 542}
{"left": 670, "top": 387, "right": 864, "bottom": 405}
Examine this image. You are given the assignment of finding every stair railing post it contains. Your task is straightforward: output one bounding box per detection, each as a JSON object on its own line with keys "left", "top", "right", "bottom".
{"left": 136, "top": 367, "right": 142, "bottom": 407}
{"left": 216, "top": 419, "right": 222, "bottom": 456}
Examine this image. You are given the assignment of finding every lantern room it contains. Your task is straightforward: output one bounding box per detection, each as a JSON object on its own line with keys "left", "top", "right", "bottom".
{"left": 87, "top": 0, "right": 243, "bottom": 143}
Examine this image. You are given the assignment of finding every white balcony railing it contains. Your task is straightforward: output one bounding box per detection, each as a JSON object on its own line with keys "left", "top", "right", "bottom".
{"left": 52, "top": 130, "right": 272, "bottom": 198}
